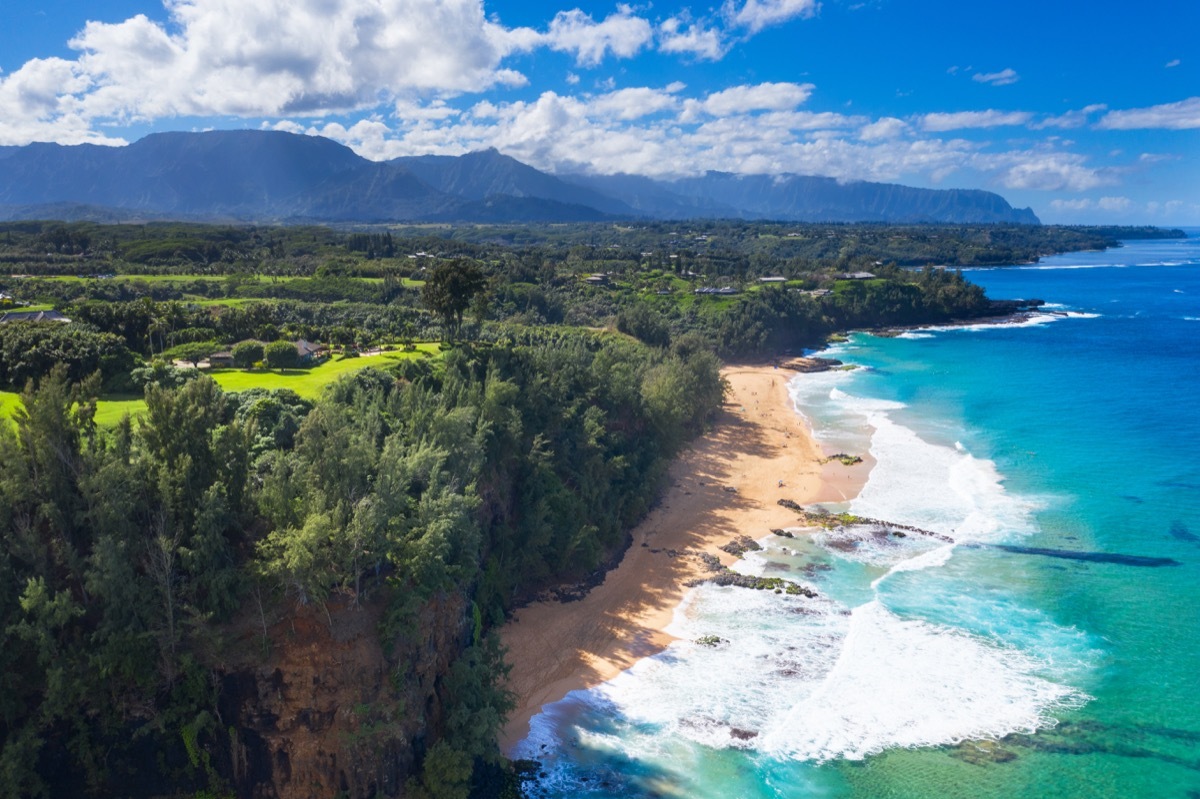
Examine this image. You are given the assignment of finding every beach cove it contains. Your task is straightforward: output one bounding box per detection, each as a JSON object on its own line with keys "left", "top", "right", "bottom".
{"left": 497, "top": 234, "right": 1200, "bottom": 799}
{"left": 500, "top": 364, "right": 864, "bottom": 752}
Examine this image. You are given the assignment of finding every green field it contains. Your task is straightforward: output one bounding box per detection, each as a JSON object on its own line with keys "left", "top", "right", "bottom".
{"left": 0, "top": 344, "right": 440, "bottom": 427}
{"left": 92, "top": 396, "right": 149, "bottom": 427}
{"left": 1, "top": 303, "right": 57, "bottom": 313}
{"left": 208, "top": 346, "right": 438, "bottom": 398}
{"left": 0, "top": 391, "right": 21, "bottom": 422}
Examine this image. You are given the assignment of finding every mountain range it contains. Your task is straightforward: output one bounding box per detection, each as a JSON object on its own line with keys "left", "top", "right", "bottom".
{"left": 0, "top": 130, "right": 1040, "bottom": 225}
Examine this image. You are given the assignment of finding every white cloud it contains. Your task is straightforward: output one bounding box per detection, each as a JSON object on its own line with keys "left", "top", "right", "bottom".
{"left": 1165, "top": 59, "right": 1180, "bottom": 68}
{"left": 1048, "top": 198, "right": 1093, "bottom": 212}
{"left": 658, "top": 16, "right": 728, "bottom": 61}
{"left": 1049, "top": 196, "right": 1133, "bottom": 213}
{"left": 1053, "top": 196, "right": 1131, "bottom": 213}
{"left": 0, "top": 0, "right": 838, "bottom": 146}
{"left": 587, "top": 87, "right": 681, "bottom": 120}
{"left": 724, "top": 0, "right": 820, "bottom": 34}
{"left": 859, "top": 116, "right": 907, "bottom": 141}
{"left": 697, "top": 82, "right": 815, "bottom": 116}
{"left": 1097, "top": 97, "right": 1200, "bottom": 130}
{"left": 0, "top": 56, "right": 123, "bottom": 145}
{"left": 1097, "top": 196, "right": 1133, "bottom": 212}
{"left": 394, "top": 98, "right": 461, "bottom": 122}
{"left": 1032, "top": 103, "right": 1106, "bottom": 129}
{"left": 972, "top": 68, "right": 1019, "bottom": 86}
{"left": 0, "top": 0, "right": 543, "bottom": 143}
{"left": 920, "top": 109, "right": 1033, "bottom": 131}
{"left": 998, "top": 155, "right": 1111, "bottom": 192}
{"left": 542, "top": 6, "right": 653, "bottom": 67}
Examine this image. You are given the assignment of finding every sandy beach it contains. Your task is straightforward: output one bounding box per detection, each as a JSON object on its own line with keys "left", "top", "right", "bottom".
{"left": 499, "top": 364, "right": 868, "bottom": 753}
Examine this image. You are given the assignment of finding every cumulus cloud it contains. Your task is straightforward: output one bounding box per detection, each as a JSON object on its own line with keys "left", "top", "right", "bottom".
{"left": 998, "top": 155, "right": 1111, "bottom": 192}
{"left": 920, "top": 109, "right": 1033, "bottom": 131}
{"left": 859, "top": 117, "right": 907, "bottom": 141}
{"left": 0, "top": 0, "right": 544, "bottom": 144}
{"left": 542, "top": 5, "right": 653, "bottom": 66}
{"left": 972, "top": 68, "right": 1019, "bottom": 86}
{"left": 1097, "top": 97, "right": 1200, "bottom": 130}
{"left": 695, "top": 82, "right": 815, "bottom": 116}
{"left": 0, "top": 56, "right": 122, "bottom": 145}
{"left": 658, "top": 16, "right": 728, "bottom": 61}
{"left": 82, "top": 0, "right": 535, "bottom": 117}
{"left": 0, "top": 0, "right": 841, "bottom": 146}
{"left": 587, "top": 86, "right": 682, "bottom": 120}
{"left": 724, "top": 0, "right": 821, "bottom": 34}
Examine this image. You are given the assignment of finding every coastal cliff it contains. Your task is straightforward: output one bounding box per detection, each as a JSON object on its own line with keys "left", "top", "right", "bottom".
{"left": 215, "top": 591, "right": 469, "bottom": 799}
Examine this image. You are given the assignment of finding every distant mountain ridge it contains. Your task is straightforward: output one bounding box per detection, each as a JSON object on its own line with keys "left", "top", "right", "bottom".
{"left": 0, "top": 130, "right": 1040, "bottom": 225}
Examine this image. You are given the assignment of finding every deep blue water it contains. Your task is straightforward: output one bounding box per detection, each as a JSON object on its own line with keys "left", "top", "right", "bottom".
{"left": 515, "top": 232, "right": 1200, "bottom": 798}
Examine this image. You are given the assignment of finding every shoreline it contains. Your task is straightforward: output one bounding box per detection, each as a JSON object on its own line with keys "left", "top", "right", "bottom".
{"left": 498, "top": 364, "right": 868, "bottom": 754}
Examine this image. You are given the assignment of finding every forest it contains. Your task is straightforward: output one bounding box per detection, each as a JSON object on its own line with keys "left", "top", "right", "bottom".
{"left": 0, "top": 220, "right": 1180, "bottom": 798}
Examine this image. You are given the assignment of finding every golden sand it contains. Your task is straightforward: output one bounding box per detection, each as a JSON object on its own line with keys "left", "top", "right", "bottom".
{"left": 499, "top": 365, "right": 868, "bottom": 753}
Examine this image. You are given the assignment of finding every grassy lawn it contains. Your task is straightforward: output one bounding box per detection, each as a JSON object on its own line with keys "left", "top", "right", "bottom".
{"left": 1, "top": 389, "right": 148, "bottom": 428}
{"left": 93, "top": 396, "right": 148, "bottom": 427}
{"left": 0, "top": 344, "right": 440, "bottom": 427}
{"left": 1, "top": 303, "right": 57, "bottom": 313}
{"left": 207, "top": 344, "right": 439, "bottom": 399}
{"left": 0, "top": 391, "right": 21, "bottom": 423}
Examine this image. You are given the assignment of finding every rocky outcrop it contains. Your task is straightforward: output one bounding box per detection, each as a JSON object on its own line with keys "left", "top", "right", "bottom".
{"left": 778, "top": 357, "right": 843, "bottom": 373}
{"left": 215, "top": 590, "right": 469, "bottom": 799}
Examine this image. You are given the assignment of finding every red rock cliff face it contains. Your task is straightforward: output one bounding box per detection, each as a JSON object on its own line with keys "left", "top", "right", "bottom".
{"left": 215, "top": 590, "right": 470, "bottom": 799}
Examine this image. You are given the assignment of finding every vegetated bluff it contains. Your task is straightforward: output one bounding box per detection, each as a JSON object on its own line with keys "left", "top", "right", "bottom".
{"left": 0, "top": 130, "right": 1039, "bottom": 225}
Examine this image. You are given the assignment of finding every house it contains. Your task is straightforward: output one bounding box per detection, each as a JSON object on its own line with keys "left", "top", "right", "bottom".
{"left": 295, "top": 339, "right": 330, "bottom": 365}
{"left": 0, "top": 309, "right": 71, "bottom": 324}
{"left": 208, "top": 350, "right": 236, "bottom": 367}
{"left": 584, "top": 273, "right": 610, "bottom": 286}
{"left": 757, "top": 276, "right": 788, "bottom": 284}
{"left": 837, "top": 271, "right": 877, "bottom": 280}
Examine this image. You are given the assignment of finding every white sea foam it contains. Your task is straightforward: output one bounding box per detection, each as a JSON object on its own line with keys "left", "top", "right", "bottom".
{"left": 759, "top": 601, "right": 1088, "bottom": 762}
{"left": 848, "top": 409, "right": 1037, "bottom": 540}
{"left": 929, "top": 311, "right": 1098, "bottom": 333}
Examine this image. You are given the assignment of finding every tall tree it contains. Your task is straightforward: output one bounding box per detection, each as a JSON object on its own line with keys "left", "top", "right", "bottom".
{"left": 420, "top": 260, "right": 486, "bottom": 341}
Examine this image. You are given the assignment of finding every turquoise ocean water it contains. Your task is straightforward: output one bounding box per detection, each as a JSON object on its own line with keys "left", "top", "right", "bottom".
{"left": 515, "top": 233, "right": 1200, "bottom": 798}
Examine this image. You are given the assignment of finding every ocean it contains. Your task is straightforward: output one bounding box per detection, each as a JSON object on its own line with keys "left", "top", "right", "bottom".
{"left": 513, "top": 232, "right": 1200, "bottom": 798}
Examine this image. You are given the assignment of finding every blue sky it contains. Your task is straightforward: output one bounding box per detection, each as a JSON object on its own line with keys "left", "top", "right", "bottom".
{"left": 1, "top": 0, "right": 1197, "bottom": 223}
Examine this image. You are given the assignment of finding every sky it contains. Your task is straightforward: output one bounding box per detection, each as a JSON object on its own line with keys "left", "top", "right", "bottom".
{"left": 1, "top": 0, "right": 1197, "bottom": 224}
